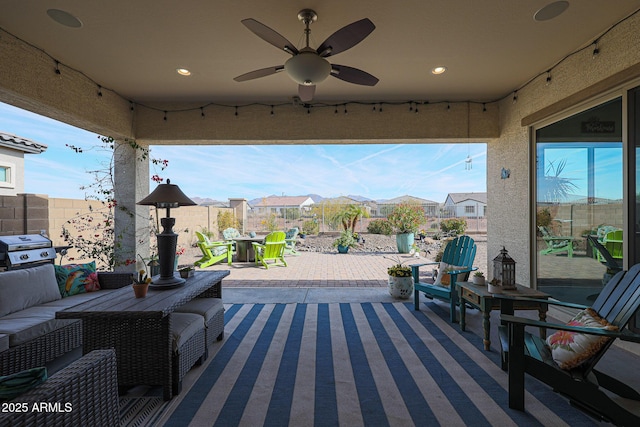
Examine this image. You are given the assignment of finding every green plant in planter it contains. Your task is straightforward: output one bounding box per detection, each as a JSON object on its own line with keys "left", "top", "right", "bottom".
{"left": 387, "top": 203, "right": 425, "bottom": 234}
{"left": 473, "top": 271, "right": 484, "bottom": 278}
{"left": 384, "top": 256, "right": 412, "bottom": 277}
{"left": 333, "top": 230, "right": 358, "bottom": 248}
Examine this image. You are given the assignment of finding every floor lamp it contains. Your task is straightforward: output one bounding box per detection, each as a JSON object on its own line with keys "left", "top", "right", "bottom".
{"left": 137, "top": 179, "right": 196, "bottom": 288}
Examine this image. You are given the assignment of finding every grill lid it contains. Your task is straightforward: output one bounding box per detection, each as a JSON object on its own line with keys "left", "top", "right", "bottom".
{"left": 0, "top": 234, "right": 52, "bottom": 251}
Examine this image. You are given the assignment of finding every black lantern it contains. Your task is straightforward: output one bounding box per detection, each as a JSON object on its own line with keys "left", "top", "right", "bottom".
{"left": 492, "top": 246, "right": 516, "bottom": 290}
{"left": 137, "top": 179, "right": 196, "bottom": 288}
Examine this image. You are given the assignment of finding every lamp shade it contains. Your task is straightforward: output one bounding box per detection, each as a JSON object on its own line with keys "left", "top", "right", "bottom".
{"left": 284, "top": 49, "right": 331, "bottom": 86}
{"left": 137, "top": 179, "right": 196, "bottom": 208}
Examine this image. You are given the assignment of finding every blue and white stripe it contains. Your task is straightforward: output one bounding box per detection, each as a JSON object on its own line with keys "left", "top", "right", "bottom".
{"left": 157, "top": 302, "right": 595, "bottom": 426}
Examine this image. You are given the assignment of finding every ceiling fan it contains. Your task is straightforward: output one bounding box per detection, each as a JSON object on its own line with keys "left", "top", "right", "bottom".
{"left": 234, "top": 9, "right": 379, "bottom": 102}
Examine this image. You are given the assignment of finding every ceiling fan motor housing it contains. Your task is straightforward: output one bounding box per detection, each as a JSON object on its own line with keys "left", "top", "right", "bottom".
{"left": 284, "top": 49, "right": 331, "bottom": 85}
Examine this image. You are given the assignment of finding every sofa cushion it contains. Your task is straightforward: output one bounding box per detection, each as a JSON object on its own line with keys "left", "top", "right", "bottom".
{"left": 40, "top": 289, "right": 114, "bottom": 309}
{"left": 55, "top": 262, "right": 99, "bottom": 297}
{"left": 0, "top": 366, "right": 47, "bottom": 402}
{"left": 0, "top": 306, "right": 79, "bottom": 347}
{"left": 175, "top": 298, "right": 223, "bottom": 322}
{"left": 0, "top": 264, "right": 61, "bottom": 317}
{"left": 171, "top": 313, "right": 205, "bottom": 353}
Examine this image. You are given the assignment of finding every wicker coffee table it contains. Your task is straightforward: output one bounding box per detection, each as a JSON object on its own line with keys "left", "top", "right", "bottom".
{"left": 56, "top": 270, "right": 229, "bottom": 400}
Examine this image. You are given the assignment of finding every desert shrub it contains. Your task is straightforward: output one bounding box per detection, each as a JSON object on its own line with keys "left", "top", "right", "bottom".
{"left": 261, "top": 213, "right": 279, "bottom": 232}
{"left": 367, "top": 219, "right": 393, "bottom": 235}
{"left": 439, "top": 218, "right": 467, "bottom": 236}
{"left": 217, "top": 210, "right": 240, "bottom": 235}
{"left": 301, "top": 219, "right": 319, "bottom": 235}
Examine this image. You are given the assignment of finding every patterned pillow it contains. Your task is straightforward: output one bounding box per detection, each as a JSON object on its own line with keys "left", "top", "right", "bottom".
{"left": 55, "top": 262, "right": 100, "bottom": 297}
{"left": 433, "top": 262, "right": 466, "bottom": 287}
{"left": 546, "top": 308, "right": 618, "bottom": 370}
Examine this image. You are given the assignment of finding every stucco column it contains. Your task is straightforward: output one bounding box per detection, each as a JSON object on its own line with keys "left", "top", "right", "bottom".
{"left": 113, "top": 140, "right": 150, "bottom": 271}
{"left": 229, "top": 198, "right": 248, "bottom": 234}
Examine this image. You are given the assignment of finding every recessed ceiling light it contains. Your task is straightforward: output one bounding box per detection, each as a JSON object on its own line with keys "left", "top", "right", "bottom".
{"left": 534, "top": 1, "right": 570, "bottom": 22}
{"left": 176, "top": 68, "right": 191, "bottom": 76}
{"left": 46, "top": 9, "right": 82, "bottom": 28}
{"left": 431, "top": 66, "right": 447, "bottom": 75}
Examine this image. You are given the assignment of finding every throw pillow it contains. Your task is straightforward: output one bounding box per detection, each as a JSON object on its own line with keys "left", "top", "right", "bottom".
{"left": 0, "top": 264, "right": 61, "bottom": 316}
{"left": 546, "top": 307, "right": 618, "bottom": 370}
{"left": 433, "top": 262, "right": 467, "bottom": 287}
{"left": 55, "top": 262, "right": 100, "bottom": 297}
{"left": 0, "top": 367, "right": 47, "bottom": 402}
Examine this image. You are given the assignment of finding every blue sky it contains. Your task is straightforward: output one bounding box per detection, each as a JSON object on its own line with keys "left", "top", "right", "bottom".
{"left": 0, "top": 102, "right": 487, "bottom": 202}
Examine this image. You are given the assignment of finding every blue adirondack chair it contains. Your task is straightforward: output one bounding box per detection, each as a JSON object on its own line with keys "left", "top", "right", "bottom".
{"left": 194, "top": 231, "right": 233, "bottom": 268}
{"left": 284, "top": 227, "right": 300, "bottom": 256}
{"left": 499, "top": 263, "right": 640, "bottom": 425}
{"left": 411, "top": 235, "right": 477, "bottom": 322}
{"left": 252, "top": 231, "right": 288, "bottom": 269}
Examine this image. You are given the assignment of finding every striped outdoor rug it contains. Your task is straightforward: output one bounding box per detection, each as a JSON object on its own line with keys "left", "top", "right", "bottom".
{"left": 123, "top": 302, "right": 596, "bottom": 426}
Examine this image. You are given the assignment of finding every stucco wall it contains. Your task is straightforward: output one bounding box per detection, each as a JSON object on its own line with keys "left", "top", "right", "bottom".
{"left": 0, "top": 148, "right": 24, "bottom": 196}
{"left": 490, "top": 11, "right": 640, "bottom": 286}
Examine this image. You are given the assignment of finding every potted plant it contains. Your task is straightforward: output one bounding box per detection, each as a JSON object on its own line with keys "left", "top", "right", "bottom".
{"left": 472, "top": 271, "right": 485, "bottom": 285}
{"left": 385, "top": 256, "right": 413, "bottom": 299}
{"left": 333, "top": 230, "right": 357, "bottom": 253}
{"left": 387, "top": 203, "right": 425, "bottom": 253}
{"left": 178, "top": 265, "right": 195, "bottom": 279}
{"left": 131, "top": 269, "right": 152, "bottom": 298}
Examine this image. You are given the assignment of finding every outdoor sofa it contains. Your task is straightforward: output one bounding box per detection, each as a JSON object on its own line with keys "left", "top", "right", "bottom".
{"left": 0, "top": 263, "right": 130, "bottom": 375}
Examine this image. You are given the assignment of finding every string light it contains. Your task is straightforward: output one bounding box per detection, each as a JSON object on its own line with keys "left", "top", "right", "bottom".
{"left": 378, "top": 103, "right": 382, "bottom": 113}
{"left": 270, "top": 105, "right": 274, "bottom": 116}
{"left": 130, "top": 101, "right": 134, "bottom": 111}
{"left": 482, "top": 103, "right": 486, "bottom": 112}
{"left": 2, "top": 7, "right": 638, "bottom": 124}
{"left": 200, "top": 107, "right": 205, "bottom": 119}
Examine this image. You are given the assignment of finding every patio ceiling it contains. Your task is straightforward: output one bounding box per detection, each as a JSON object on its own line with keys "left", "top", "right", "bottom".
{"left": 1, "top": 1, "right": 639, "bottom": 106}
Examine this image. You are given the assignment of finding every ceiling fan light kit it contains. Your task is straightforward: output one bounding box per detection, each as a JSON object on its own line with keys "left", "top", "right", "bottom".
{"left": 234, "top": 9, "right": 378, "bottom": 102}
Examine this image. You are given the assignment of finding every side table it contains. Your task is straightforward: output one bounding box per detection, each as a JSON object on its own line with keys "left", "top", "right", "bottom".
{"left": 456, "top": 281, "right": 550, "bottom": 351}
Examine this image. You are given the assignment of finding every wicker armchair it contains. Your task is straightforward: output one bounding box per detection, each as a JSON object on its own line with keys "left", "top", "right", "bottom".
{"left": 0, "top": 349, "right": 120, "bottom": 427}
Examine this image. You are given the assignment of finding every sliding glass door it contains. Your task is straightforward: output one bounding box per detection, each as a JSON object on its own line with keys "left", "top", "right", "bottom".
{"left": 535, "top": 98, "right": 623, "bottom": 305}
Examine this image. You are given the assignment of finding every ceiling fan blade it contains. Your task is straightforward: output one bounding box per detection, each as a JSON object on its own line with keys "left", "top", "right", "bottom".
{"left": 298, "top": 85, "right": 315, "bottom": 102}
{"left": 241, "top": 19, "right": 299, "bottom": 55}
{"left": 317, "top": 18, "right": 375, "bottom": 57}
{"left": 234, "top": 66, "right": 284, "bottom": 82}
{"left": 330, "top": 64, "right": 379, "bottom": 86}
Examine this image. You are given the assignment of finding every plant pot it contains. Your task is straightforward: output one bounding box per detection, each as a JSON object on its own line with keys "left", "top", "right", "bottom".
{"left": 472, "top": 276, "right": 485, "bottom": 285}
{"left": 132, "top": 282, "right": 149, "bottom": 298}
{"left": 388, "top": 275, "right": 414, "bottom": 299}
{"left": 488, "top": 283, "right": 501, "bottom": 293}
{"left": 179, "top": 269, "right": 194, "bottom": 279}
{"left": 337, "top": 245, "right": 349, "bottom": 254}
{"left": 396, "top": 233, "right": 414, "bottom": 253}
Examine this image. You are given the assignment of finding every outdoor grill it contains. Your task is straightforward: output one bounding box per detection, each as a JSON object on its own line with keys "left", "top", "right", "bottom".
{"left": 0, "top": 234, "right": 56, "bottom": 270}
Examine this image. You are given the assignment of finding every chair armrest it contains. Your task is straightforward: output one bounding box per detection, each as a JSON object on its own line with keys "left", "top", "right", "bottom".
{"left": 500, "top": 314, "right": 640, "bottom": 342}
{"left": 410, "top": 261, "right": 438, "bottom": 271}
{"left": 447, "top": 266, "right": 478, "bottom": 276}
{"left": 203, "top": 241, "right": 232, "bottom": 249}
{"left": 492, "top": 293, "right": 587, "bottom": 310}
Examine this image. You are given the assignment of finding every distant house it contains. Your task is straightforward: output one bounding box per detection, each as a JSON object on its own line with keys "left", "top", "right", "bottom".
{"left": 250, "top": 195, "right": 314, "bottom": 215}
{"left": 0, "top": 132, "right": 47, "bottom": 196}
{"left": 443, "top": 192, "right": 487, "bottom": 217}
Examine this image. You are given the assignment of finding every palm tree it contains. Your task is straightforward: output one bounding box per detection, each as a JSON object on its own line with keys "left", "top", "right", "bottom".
{"left": 538, "top": 159, "right": 578, "bottom": 203}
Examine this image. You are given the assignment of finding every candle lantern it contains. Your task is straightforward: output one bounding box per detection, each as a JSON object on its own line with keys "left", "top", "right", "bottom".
{"left": 493, "top": 246, "right": 516, "bottom": 290}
